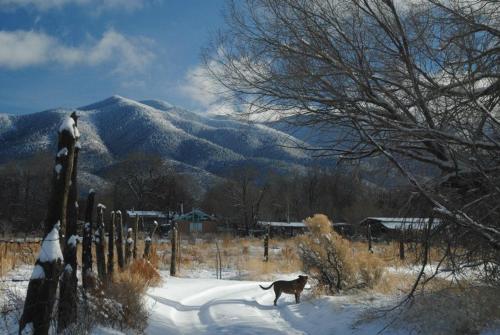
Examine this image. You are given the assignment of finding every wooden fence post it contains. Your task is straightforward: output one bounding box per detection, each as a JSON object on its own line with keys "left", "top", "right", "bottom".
{"left": 170, "top": 226, "right": 177, "bottom": 276}
{"left": 19, "top": 115, "right": 77, "bottom": 335}
{"left": 95, "top": 204, "right": 107, "bottom": 282}
{"left": 133, "top": 215, "right": 139, "bottom": 259}
{"left": 115, "top": 210, "right": 125, "bottom": 269}
{"left": 82, "top": 190, "right": 95, "bottom": 289}
{"left": 58, "top": 112, "right": 80, "bottom": 332}
{"left": 264, "top": 233, "right": 269, "bottom": 262}
{"left": 367, "top": 224, "right": 373, "bottom": 252}
{"left": 125, "top": 228, "right": 133, "bottom": 266}
{"left": 144, "top": 221, "right": 158, "bottom": 259}
{"left": 107, "top": 211, "right": 115, "bottom": 277}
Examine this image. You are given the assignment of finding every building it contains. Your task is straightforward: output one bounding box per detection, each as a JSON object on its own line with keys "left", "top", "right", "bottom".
{"left": 358, "top": 217, "right": 441, "bottom": 240}
{"left": 256, "top": 221, "right": 308, "bottom": 236}
{"left": 174, "top": 209, "right": 218, "bottom": 234}
{"left": 332, "top": 222, "right": 354, "bottom": 236}
{"left": 126, "top": 210, "right": 173, "bottom": 235}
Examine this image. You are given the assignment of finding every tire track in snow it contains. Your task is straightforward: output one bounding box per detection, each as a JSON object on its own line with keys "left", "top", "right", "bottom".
{"left": 146, "top": 277, "right": 306, "bottom": 334}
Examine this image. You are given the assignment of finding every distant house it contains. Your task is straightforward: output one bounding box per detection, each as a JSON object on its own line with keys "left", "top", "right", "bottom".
{"left": 126, "top": 210, "right": 173, "bottom": 235}
{"left": 174, "top": 209, "right": 218, "bottom": 234}
{"left": 256, "top": 221, "right": 308, "bottom": 236}
{"left": 358, "top": 217, "right": 441, "bottom": 239}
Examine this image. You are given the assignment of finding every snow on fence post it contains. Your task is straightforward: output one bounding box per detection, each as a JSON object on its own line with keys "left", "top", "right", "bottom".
{"left": 133, "top": 215, "right": 139, "bottom": 259}
{"left": 58, "top": 112, "right": 80, "bottom": 332}
{"left": 95, "top": 203, "right": 107, "bottom": 282}
{"left": 115, "top": 210, "right": 125, "bottom": 269}
{"left": 19, "top": 115, "right": 77, "bottom": 335}
{"left": 125, "top": 227, "right": 133, "bottom": 266}
{"left": 170, "top": 226, "right": 177, "bottom": 276}
{"left": 82, "top": 190, "right": 95, "bottom": 290}
{"left": 144, "top": 220, "right": 158, "bottom": 259}
{"left": 107, "top": 211, "right": 115, "bottom": 277}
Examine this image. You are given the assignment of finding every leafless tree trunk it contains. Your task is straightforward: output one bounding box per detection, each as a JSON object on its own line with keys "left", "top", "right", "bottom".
{"left": 19, "top": 115, "right": 78, "bottom": 335}
{"left": 58, "top": 112, "right": 80, "bottom": 331}
{"left": 95, "top": 204, "right": 107, "bottom": 282}
{"left": 82, "top": 190, "right": 95, "bottom": 289}
{"left": 115, "top": 210, "right": 125, "bottom": 269}
{"left": 107, "top": 211, "right": 115, "bottom": 277}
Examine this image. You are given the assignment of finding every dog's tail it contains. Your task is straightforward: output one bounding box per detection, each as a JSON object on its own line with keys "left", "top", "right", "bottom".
{"left": 259, "top": 282, "right": 274, "bottom": 290}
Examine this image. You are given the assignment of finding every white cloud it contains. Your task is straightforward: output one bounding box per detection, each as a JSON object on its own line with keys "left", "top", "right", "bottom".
{"left": 0, "top": 29, "right": 155, "bottom": 74}
{"left": 0, "top": 0, "right": 149, "bottom": 11}
{"left": 180, "top": 62, "right": 222, "bottom": 108}
{"left": 179, "top": 62, "right": 286, "bottom": 122}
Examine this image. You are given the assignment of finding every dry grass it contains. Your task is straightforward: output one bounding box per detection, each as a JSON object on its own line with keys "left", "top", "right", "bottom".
{"left": 395, "top": 286, "right": 500, "bottom": 334}
{"left": 0, "top": 241, "right": 39, "bottom": 277}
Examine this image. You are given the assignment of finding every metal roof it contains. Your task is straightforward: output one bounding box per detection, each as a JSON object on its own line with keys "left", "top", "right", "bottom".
{"left": 175, "top": 208, "right": 215, "bottom": 222}
{"left": 257, "top": 221, "right": 306, "bottom": 228}
{"left": 359, "top": 217, "right": 441, "bottom": 230}
{"left": 126, "top": 210, "right": 168, "bottom": 218}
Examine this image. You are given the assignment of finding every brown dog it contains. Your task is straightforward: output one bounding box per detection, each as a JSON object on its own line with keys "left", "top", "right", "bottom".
{"left": 260, "top": 275, "right": 308, "bottom": 306}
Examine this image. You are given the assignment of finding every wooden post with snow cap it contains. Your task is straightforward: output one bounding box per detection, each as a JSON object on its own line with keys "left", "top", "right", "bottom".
{"left": 107, "top": 211, "right": 115, "bottom": 277}
{"left": 115, "top": 210, "right": 125, "bottom": 269}
{"left": 144, "top": 220, "right": 158, "bottom": 260}
{"left": 95, "top": 203, "right": 107, "bottom": 282}
{"left": 19, "top": 114, "right": 77, "bottom": 335}
{"left": 58, "top": 112, "right": 80, "bottom": 332}
{"left": 125, "top": 227, "right": 134, "bottom": 265}
{"left": 82, "top": 189, "right": 95, "bottom": 289}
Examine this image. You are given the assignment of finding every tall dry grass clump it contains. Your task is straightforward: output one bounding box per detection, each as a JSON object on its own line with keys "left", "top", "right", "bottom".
{"left": 298, "top": 214, "right": 384, "bottom": 294}
{"left": 88, "top": 258, "right": 161, "bottom": 332}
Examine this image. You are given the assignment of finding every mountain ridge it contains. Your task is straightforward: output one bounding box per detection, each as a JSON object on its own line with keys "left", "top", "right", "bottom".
{"left": 0, "top": 96, "right": 313, "bottom": 190}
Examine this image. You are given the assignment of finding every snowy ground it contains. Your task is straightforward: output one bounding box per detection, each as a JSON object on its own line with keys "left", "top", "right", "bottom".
{"left": 145, "top": 272, "right": 399, "bottom": 335}
{"left": 2, "top": 266, "right": 499, "bottom": 334}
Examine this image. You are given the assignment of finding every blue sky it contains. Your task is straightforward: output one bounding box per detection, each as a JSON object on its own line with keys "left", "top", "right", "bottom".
{"left": 0, "top": 0, "right": 226, "bottom": 114}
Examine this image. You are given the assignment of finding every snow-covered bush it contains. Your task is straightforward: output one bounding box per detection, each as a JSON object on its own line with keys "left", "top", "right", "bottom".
{"left": 298, "top": 214, "right": 384, "bottom": 294}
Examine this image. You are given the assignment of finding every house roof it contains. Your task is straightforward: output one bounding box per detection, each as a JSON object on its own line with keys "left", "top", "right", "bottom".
{"left": 359, "top": 217, "right": 441, "bottom": 230}
{"left": 257, "top": 221, "right": 306, "bottom": 228}
{"left": 175, "top": 208, "right": 215, "bottom": 222}
{"left": 126, "top": 210, "right": 168, "bottom": 218}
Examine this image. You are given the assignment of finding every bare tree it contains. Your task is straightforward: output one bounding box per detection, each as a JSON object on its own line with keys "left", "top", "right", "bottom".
{"left": 207, "top": 0, "right": 500, "bottom": 285}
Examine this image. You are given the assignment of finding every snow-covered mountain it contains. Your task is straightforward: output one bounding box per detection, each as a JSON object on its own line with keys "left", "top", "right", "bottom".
{"left": 0, "top": 95, "right": 313, "bottom": 188}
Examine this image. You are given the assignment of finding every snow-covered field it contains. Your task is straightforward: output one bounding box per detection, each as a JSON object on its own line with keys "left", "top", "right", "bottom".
{"left": 2, "top": 266, "right": 499, "bottom": 334}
